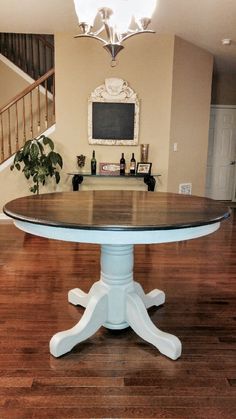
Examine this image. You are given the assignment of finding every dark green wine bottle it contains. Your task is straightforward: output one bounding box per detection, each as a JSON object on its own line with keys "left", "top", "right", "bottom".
{"left": 130, "top": 152, "right": 136, "bottom": 175}
{"left": 91, "top": 150, "right": 97, "bottom": 175}
{"left": 120, "top": 152, "right": 125, "bottom": 175}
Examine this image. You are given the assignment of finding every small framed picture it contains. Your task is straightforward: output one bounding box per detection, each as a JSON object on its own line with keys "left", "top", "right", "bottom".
{"left": 136, "top": 162, "right": 152, "bottom": 175}
{"left": 99, "top": 162, "right": 120, "bottom": 176}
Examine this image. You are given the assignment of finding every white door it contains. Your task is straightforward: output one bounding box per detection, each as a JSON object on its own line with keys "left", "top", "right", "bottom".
{"left": 205, "top": 106, "right": 236, "bottom": 200}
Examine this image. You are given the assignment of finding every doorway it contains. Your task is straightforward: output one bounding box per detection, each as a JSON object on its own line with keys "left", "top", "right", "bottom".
{"left": 205, "top": 106, "right": 236, "bottom": 201}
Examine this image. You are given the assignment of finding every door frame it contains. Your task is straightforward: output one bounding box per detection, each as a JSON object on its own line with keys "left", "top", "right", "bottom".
{"left": 208, "top": 105, "right": 236, "bottom": 201}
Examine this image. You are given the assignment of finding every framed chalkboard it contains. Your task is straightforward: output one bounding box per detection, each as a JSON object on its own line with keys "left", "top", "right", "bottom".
{"left": 92, "top": 102, "right": 135, "bottom": 140}
{"left": 88, "top": 78, "right": 139, "bottom": 145}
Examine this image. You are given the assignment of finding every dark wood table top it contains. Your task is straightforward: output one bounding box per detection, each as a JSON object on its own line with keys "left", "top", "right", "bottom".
{"left": 4, "top": 191, "right": 230, "bottom": 231}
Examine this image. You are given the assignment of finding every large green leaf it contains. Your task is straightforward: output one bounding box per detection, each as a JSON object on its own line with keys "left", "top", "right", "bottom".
{"left": 55, "top": 171, "right": 60, "bottom": 184}
{"left": 14, "top": 151, "right": 22, "bottom": 163}
{"left": 48, "top": 151, "right": 59, "bottom": 166}
{"left": 43, "top": 136, "right": 54, "bottom": 150}
{"left": 37, "top": 141, "right": 44, "bottom": 155}
{"left": 23, "top": 169, "right": 30, "bottom": 179}
{"left": 23, "top": 141, "right": 31, "bottom": 157}
{"left": 30, "top": 143, "right": 39, "bottom": 160}
{"left": 56, "top": 153, "right": 63, "bottom": 168}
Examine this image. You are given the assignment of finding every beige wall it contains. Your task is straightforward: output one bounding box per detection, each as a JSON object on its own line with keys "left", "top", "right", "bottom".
{"left": 0, "top": 58, "right": 30, "bottom": 107}
{"left": 55, "top": 32, "right": 175, "bottom": 193}
{"left": 0, "top": 34, "right": 175, "bottom": 211}
{"left": 0, "top": 33, "right": 214, "bottom": 212}
{"left": 168, "top": 37, "right": 213, "bottom": 195}
{"left": 211, "top": 73, "right": 236, "bottom": 105}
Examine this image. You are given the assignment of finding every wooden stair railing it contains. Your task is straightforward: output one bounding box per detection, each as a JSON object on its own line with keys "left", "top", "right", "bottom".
{"left": 0, "top": 68, "right": 55, "bottom": 164}
{"left": 0, "top": 33, "right": 54, "bottom": 90}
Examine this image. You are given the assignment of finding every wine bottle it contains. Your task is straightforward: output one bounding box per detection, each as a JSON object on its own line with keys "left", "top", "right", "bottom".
{"left": 120, "top": 152, "right": 126, "bottom": 175}
{"left": 130, "top": 152, "right": 136, "bottom": 175}
{"left": 91, "top": 150, "right": 97, "bottom": 175}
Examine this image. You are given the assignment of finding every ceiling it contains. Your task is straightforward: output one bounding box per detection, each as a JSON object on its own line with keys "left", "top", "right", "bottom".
{"left": 0, "top": 0, "right": 236, "bottom": 74}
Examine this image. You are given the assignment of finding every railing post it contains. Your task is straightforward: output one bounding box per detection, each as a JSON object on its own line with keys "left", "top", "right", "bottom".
{"left": 8, "top": 109, "right": 12, "bottom": 156}
{"left": 0, "top": 69, "right": 55, "bottom": 163}
{"left": 0, "top": 114, "right": 4, "bottom": 162}
{"left": 15, "top": 103, "right": 19, "bottom": 151}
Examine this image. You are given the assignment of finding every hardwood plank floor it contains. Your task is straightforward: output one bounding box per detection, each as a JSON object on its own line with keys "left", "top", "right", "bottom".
{"left": 0, "top": 212, "right": 235, "bottom": 418}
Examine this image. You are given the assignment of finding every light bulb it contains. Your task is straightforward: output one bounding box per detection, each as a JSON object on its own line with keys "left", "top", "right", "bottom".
{"left": 134, "top": 0, "right": 157, "bottom": 20}
{"left": 109, "top": 1, "right": 133, "bottom": 35}
{"left": 74, "top": 0, "right": 97, "bottom": 26}
{"left": 97, "top": 0, "right": 116, "bottom": 11}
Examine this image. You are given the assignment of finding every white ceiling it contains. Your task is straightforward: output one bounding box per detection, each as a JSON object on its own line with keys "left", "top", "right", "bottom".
{"left": 0, "top": 0, "right": 236, "bottom": 73}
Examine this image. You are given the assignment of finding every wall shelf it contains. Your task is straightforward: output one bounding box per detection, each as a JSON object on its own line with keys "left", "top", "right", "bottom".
{"left": 68, "top": 173, "right": 161, "bottom": 192}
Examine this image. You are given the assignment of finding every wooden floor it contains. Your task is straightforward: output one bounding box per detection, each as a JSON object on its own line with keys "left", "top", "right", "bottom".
{"left": 0, "top": 213, "right": 235, "bottom": 418}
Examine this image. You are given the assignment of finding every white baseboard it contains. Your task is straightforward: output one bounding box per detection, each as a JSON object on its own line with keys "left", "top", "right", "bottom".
{"left": 0, "top": 213, "right": 11, "bottom": 221}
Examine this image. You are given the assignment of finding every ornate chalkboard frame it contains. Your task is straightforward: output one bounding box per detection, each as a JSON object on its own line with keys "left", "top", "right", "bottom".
{"left": 88, "top": 78, "right": 139, "bottom": 145}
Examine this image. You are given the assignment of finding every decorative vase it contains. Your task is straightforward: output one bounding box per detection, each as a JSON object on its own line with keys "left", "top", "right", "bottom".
{"left": 140, "top": 144, "right": 149, "bottom": 162}
{"left": 77, "top": 155, "right": 86, "bottom": 172}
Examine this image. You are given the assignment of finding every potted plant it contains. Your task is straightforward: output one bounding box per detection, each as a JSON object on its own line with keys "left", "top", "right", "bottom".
{"left": 10, "top": 135, "right": 63, "bottom": 194}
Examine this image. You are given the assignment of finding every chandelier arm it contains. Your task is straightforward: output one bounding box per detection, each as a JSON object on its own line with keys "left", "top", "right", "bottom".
{"left": 103, "top": 21, "right": 113, "bottom": 44}
{"left": 74, "top": 34, "right": 107, "bottom": 45}
{"left": 92, "top": 25, "right": 106, "bottom": 37}
{"left": 121, "top": 30, "right": 155, "bottom": 43}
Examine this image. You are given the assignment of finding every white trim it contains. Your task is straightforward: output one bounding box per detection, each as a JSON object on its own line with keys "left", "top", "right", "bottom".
{"left": 0, "top": 213, "right": 11, "bottom": 221}
{"left": 37, "top": 124, "right": 55, "bottom": 139}
{"left": 0, "top": 54, "right": 53, "bottom": 100}
{"left": 0, "top": 53, "right": 35, "bottom": 85}
{"left": 0, "top": 154, "right": 15, "bottom": 172}
{"left": 0, "top": 124, "right": 56, "bottom": 173}
{"left": 14, "top": 220, "right": 220, "bottom": 245}
{"left": 211, "top": 105, "right": 236, "bottom": 109}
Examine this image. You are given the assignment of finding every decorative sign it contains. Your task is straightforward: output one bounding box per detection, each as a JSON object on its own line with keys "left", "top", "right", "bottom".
{"left": 99, "top": 162, "right": 120, "bottom": 175}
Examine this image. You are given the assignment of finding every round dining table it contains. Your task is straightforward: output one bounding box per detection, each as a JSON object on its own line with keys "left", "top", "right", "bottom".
{"left": 4, "top": 190, "right": 230, "bottom": 360}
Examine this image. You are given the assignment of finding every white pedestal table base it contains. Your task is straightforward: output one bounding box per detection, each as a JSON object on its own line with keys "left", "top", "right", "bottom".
{"left": 50, "top": 244, "right": 182, "bottom": 360}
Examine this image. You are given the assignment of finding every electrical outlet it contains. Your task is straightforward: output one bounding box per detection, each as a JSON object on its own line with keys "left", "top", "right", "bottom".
{"left": 179, "top": 183, "right": 192, "bottom": 195}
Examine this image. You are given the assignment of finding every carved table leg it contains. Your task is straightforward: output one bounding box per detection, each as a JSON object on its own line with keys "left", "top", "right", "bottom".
{"left": 126, "top": 292, "right": 181, "bottom": 360}
{"left": 134, "top": 282, "right": 165, "bottom": 309}
{"left": 50, "top": 244, "right": 181, "bottom": 360}
{"left": 68, "top": 288, "right": 90, "bottom": 307}
{"left": 50, "top": 285, "right": 107, "bottom": 357}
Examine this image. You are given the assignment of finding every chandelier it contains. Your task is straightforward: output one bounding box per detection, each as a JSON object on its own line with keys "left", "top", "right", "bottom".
{"left": 73, "top": 0, "right": 157, "bottom": 66}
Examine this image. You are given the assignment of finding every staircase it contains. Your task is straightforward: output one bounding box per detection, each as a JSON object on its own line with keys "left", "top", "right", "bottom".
{"left": 0, "top": 33, "right": 55, "bottom": 164}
